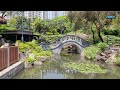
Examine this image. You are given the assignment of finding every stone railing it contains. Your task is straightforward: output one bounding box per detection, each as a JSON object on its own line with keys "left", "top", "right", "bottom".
{"left": 40, "top": 35, "right": 90, "bottom": 50}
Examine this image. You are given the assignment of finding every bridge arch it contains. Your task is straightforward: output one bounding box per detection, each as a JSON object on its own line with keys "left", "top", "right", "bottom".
{"left": 40, "top": 35, "right": 90, "bottom": 55}
{"left": 51, "top": 40, "right": 84, "bottom": 54}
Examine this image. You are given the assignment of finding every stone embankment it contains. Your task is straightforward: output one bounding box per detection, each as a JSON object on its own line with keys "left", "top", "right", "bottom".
{"left": 96, "top": 47, "right": 120, "bottom": 63}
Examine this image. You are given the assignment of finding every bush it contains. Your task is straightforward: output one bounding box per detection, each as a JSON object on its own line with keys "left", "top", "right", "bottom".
{"left": 102, "top": 29, "right": 119, "bottom": 36}
{"left": 39, "top": 35, "right": 61, "bottom": 43}
{"left": 46, "top": 32, "right": 53, "bottom": 35}
{"left": 17, "top": 40, "right": 52, "bottom": 64}
{"left": 107, "top": 35, "right": 120, "bottom": 45}
{"left": 84, "top": 46, "right": 101, "bottom": 60}
{"left": 19, "top": 42, "right": 29, "bottom": 52}
{"left": 114, "top": 56, "right": 120, "bottom": 65}
{"left": 86, "top": 33, "right": 102, "bottom": 44}
{"left": 26, "top": 56, "right": 36, "bottom": 64}
{"left": 97, "top": 42, "right": 107, "bottom": 51}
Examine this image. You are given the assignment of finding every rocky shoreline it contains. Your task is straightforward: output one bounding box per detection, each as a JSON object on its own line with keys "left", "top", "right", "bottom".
{"left": 19, "top": 52, "right": 52, "bottom": 68}
{"left": 81, "top": 46, "right": 120, "bottom": 65}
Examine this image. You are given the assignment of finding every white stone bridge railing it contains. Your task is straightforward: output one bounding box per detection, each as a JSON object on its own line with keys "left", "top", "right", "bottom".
{"left": 40, "top": 35, "right": 90, "bottom": 50}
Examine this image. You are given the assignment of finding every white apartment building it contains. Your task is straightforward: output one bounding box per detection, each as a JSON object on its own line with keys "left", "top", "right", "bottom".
{"left": 46, "top": 11, "right": 67, "bottom": 20}
{"left": 24, "top": 11, "right": 43, "bottom": 19}
{"left": 5, "top": 11, "right": 68, "bottom": 20}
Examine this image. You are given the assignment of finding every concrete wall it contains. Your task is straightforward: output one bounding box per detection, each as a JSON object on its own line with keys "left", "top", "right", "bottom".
{"left": 0, "top": 61, "right": 24, "bottom": 79}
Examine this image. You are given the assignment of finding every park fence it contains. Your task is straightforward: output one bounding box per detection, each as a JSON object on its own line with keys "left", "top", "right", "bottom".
{"left": 0, "top": 43, "right": 19, "bottom": 71}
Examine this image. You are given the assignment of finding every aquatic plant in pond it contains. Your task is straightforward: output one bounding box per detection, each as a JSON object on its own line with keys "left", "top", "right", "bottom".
{"left": 62, "top": 62, "right": 107, "bottom": 73}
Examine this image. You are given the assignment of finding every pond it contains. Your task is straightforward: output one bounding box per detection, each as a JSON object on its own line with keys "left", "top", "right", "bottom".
{"left": 12, "top": 53, "right": 120, "bottom": 79}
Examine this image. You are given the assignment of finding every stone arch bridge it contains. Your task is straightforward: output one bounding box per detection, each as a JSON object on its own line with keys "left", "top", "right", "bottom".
{"left": 40, "top": 35, "right": 90, "bottom": 54}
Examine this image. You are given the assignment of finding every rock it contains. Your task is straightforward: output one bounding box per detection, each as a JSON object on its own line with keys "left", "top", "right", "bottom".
{"left": 111, "top": 50, "right": 117, "bottom": 54}
{"left": 104, "top": 50, "right": 112, "bottom": 54}
{"left": 24, "top": 61, "right": 33, "bottom": 68}
{"left": 20, "top": 52, "right": 26, "bottom": 60}
{"left": 105, "top": 55, "right": 110, "bottom": 58}
{"left": 46, "top": 56, "right": 51, "bottom": 60}
{"left": 34, "top": 61, "right": 42, "bottom": 66}
{"left": 100, "top": 53, "right": 106, "bottom": 56}
{"left": 39, "top": 56, "right": 46, "bottom": 62}
{"left": 96, "top": 55, "right": 107, "bottom": 62}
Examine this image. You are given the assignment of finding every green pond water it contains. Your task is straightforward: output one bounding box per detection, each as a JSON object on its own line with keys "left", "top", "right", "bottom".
{"left": 12, "top": 53, "right": 120, "bottom": 79}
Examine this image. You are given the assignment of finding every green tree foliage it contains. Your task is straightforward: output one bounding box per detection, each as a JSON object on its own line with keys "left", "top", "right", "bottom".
{"left": 0, "top": 24, "right": 16, "bottom": 34}
{"left": 31, "top": 17, "right": 42, "bottom": 33}
{"left": 67, "top": 11, "right": 120, "bottom": 42}
{"left": 8, "top": 16, "right": 29, "bottom": 30}
{"left": 51, "top": 16, "right": 74, "bottom": 34}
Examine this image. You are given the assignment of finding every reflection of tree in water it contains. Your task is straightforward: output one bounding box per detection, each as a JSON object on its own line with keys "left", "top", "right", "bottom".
{"left": 60, "top": 53, "right": 81, "bottom": 62}
{"left": 13, "top": 66, "right": 42, "bottom": 79}
{"left": 64, "top": 72, "right": 96, "bottom": 79}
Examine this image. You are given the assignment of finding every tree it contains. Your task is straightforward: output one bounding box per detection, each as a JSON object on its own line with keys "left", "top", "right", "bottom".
{"left": 67, "top": 11, "right": 117, "bottom": 42}
{"left": 31, "top": 17, "right": 42, "bottom": 33}
{"left": 8, "top": 16, "right": 28, "bottom": 30}
{"left": 67, "top": 11, "right": 85, "bottom": 35}
{"left": 50, "top": 16, "right": 73, "bottom": 35}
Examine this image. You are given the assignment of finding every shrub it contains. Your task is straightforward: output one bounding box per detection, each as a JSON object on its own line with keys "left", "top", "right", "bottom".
{"left": 26, "top": 56, "right": 36, "bottom": 64}
{"left": 114, "top": 56, "right": 120, "bottom": 65}
{"left": 97, "top": 42, "right": 107, "bottom": 51}
{"left": 46, "top": 32, "right": 53, "bottom": 35}
{"left": 102, "top": 29, "right": 119, "bottom": 36}
{"left": 19, "top": 42, "right": 29, "bottom": 52}
{"left": 84, "top": 46, "right": 101, "bottom": 60}
{"left": 17, "top": 40, "right": 52, "bottom": 64}
{"left": 107, "top": 35, "right": 120, "bottom": 45}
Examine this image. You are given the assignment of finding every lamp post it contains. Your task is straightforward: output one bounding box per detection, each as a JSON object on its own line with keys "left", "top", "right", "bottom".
{"left": 21, "top": 11, "right": 24, "bottom": 42}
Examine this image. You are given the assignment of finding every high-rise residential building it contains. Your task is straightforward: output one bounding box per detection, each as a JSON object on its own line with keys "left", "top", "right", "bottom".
{"left": 24, "top": 11, "right": 43, "bottom": 19}
{"left": 43, "top": 11, "right": 48, "bottom": 20}
{"left": 5, "top": 11, "right": 68, "bottom": 20}
{"left": 5, "top": 11, "right": 22, "bottom": 19}
{"left": 46, "top": 11, "right": 67, "bottom": 20}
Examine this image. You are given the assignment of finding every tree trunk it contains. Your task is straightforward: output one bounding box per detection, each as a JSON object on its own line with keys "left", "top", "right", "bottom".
{"left": 98, "top": 30, "right": 104, "bottom": 42}
{"left": 94, "top": 23, "right": 104, "bottom": 42}
{"left": 91, "top": 29, "right": 95, "bottom": 44}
